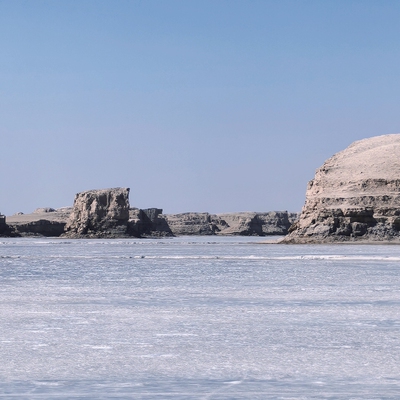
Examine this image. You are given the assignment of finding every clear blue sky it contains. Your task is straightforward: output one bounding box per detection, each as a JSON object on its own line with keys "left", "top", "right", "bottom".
{"left": 1, "top": 0, "right": 400, "bottom": 215}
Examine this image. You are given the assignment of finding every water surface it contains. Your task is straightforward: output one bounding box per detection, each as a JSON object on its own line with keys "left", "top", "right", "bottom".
{"left": 1, "top": 237, "right": 400, "bottom": 398}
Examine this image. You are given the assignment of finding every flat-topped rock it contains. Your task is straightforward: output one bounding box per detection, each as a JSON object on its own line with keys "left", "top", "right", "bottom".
{"left": 6, "top": 207, "right": 72, "bottom": 237}
{"left": 7, "top": 208, "right": 72, "bottom": 224}
{"left": 64, "top": 188, "right": 130, "bottom": 238}
{"left": 282, "top": 134, "right": 400, "bottom": 243}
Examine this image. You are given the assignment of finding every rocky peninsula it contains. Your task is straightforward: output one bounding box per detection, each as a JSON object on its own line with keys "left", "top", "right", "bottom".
{"left": 282, "top": 134, "right": 400, "bottom": 243}
{"left": 3, "top": 187, "right": 298, "bottom": 238}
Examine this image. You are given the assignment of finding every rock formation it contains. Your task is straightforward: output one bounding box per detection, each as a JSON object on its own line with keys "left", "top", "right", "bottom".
{"left": 3, "top": 187, "right": 298, "bottom": 238}
{"left": 164, "top": 213, "right": 223, "bottom": 235}
{"left": 7, "top": 208, "right": 72, "bottom": 237}
{"left": 128, "top": 208, "right": 173, "bottom": 237}
{"left": 64, "top": 188, "right": 130, "bottom": 238}
{"left": 164, "top": 211, "right": 297, "bottom": 236}
{"left": 217, "top": 212, "right": 297, "bottom": 236}
{"left": 282, "top": 134, "right": 400, "bottom": 243}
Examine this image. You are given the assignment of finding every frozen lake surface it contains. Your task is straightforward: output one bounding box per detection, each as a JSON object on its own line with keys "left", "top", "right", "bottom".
{"left": 1, "top": 236, "right": 400, "bottom": 399}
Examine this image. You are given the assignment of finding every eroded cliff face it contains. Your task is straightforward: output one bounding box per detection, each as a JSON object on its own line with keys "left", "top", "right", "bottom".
{"left": 164, "top": 211, "right": 297, "bottom": 236}
{"left": 64, "top": 188, "right": 130, "bottom": 238}
{"left": 282, "top": 134, "right": 400, "bottom": 243}
{"left": 218, "top": 212, "right": 297, "bottom": 236}
{"left": 128, "top": 208, "right": 173, "bottom": 237}
{"left": 164, "top": 213, "right": 223, "bottom": 235}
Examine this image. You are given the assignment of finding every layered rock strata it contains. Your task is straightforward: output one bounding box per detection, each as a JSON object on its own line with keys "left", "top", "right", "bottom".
{"left": 4, "top": 188, "right": 298, "bottom": 238}
{"left": 164, "top": 213, "right": 223, "bottom": 235}
{"left": 282, "top": 134, "right": 400, "bottom": 243}
{"left": 164, "top": 211, "right": 297, "bottom": 236}
{"left": 217, "top": 212, "right": 298, "bottom": 236}
{"left": 7, "top": 208, "right": 72, "bottom": 237}
{"left": 64, "top": 188, "right": 130, "bottom": 238}
{"left": 5, "top": 205, "right": 297, "bottom": 238}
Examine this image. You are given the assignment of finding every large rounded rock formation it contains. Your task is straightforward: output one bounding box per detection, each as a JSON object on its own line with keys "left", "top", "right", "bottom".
{"left": 283, "top": 134, "right": 400, "bottom": 243}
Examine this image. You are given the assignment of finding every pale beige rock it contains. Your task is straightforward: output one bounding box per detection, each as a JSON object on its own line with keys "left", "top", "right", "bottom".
{"left": 282, "top": 134, "right": 400, "bottom": 243}
{"left": 64, "top": 188, "right": 130, "bottom": 237}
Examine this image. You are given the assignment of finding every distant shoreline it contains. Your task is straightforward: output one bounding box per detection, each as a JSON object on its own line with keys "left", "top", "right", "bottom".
{"left": 2, "top": 208, "right": 299, "bottom": 239}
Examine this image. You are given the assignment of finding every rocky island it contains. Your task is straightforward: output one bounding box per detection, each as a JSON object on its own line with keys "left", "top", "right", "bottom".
{"left": 282, "top": 134, "right": 400, "bottom": 243}
{"left": 4, "top": 188, "right": 298, "bottom": 238}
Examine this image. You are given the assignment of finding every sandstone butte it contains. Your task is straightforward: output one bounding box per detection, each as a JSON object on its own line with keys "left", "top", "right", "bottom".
{"left": 282, "top": 133, "right": 400, "bottom": 243}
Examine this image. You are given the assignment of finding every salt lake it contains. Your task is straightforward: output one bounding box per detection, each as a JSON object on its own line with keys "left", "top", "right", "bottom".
{"left": 0, "top": 237, "right": 400, "bottom": 399}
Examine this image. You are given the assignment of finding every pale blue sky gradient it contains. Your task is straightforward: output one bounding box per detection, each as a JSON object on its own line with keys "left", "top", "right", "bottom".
{"left": 1, "top": 0, "right": 400, "bottom": 215}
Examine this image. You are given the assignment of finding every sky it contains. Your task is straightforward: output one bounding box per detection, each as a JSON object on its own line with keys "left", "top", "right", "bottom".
{"left": 1, "top": 0, "right": 400, "bottom": 215}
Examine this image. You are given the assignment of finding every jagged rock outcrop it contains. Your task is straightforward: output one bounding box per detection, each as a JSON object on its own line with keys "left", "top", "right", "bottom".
{"left": 128, "top": 209, "right": 296, "bottom": 237}
{"left": 128, "top": 208, "right": 173, "bottom": 237}
{"left": 64, "top": 188, "right": 130, "bottom": 238}
{"left": 282, "top": 134, "right": 400, "bottom": 243}
{"left": 164, "top": 211, "right": 297, "bottom": 236}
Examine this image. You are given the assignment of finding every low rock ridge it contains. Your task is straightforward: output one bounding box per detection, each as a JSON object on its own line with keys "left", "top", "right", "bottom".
{"left": 5, "top": 187, "right": 298, "bottom": 238}
{"left": 6, "top": 208, "right": 72, "bottom": 237}
{"left": 164, "top": 211, "right": 298, "bottom": 236}
{"left": 282, "top": 134, "right": 400, "bottom": 243}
